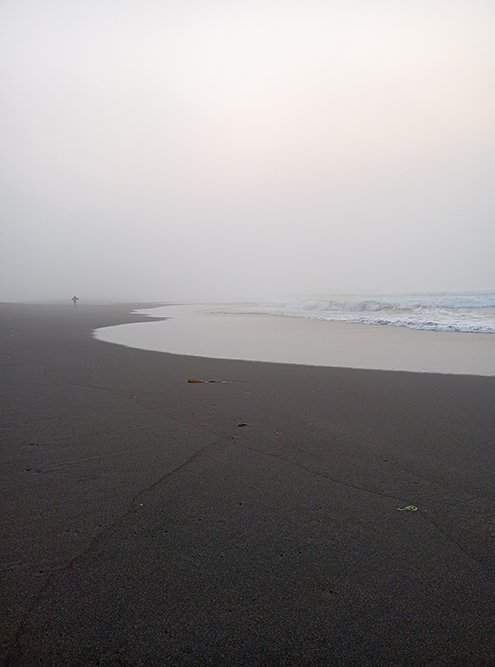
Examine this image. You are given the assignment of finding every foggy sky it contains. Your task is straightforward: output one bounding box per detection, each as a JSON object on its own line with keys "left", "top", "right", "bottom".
{"left": 1, "top": 0, "right": 494, "bottom": 302}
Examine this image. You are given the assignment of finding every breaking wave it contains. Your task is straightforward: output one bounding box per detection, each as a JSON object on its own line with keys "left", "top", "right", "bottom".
{"left": 250, "top": 292, "right": 495, "bottom": 333}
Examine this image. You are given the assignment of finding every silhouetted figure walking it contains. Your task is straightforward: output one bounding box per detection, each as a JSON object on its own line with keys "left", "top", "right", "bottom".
{"left": 71, "top": 296, "right": 79, "bottom": 308}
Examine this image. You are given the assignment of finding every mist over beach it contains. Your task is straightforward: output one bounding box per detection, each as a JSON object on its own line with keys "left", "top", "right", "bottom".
{"left": 2, "top": 2, "right": 495, "bottom": 666}
{"left": 1, "top": 0, "right": 494, "bottom": 304}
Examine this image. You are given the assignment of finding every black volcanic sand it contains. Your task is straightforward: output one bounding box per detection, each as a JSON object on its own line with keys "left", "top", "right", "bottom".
{"left": 1, "top": 303, "right": 495, "bottom": 666}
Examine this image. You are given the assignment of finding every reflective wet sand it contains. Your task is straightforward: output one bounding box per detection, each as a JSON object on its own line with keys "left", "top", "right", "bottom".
{"left": 95, "top": 304, "right": 495, "bottom": 375}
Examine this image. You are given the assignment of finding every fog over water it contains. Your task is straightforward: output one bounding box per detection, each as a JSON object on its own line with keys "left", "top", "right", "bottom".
{"left": 1, "top": 0, "right": 494, "bottom": 303}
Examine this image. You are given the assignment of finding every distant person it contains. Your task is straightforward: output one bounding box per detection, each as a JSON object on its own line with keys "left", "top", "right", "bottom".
{"left": 71, "top": 296, "right": 79, "bottom": 308}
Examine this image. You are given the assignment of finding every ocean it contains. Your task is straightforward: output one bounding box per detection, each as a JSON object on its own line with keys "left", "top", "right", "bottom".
{"left": 94, "top": 292, "right": 495, "bottom": 375}
{"left": 227, "top": 291, "right": 495, "bottom": 334}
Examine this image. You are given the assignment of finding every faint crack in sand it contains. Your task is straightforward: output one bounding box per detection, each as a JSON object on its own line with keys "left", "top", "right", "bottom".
{"left": 235, "top": 440, "right": 495, "bottom": 575}
{"left": 3, "top": 434, "right": 224, "bottom": 667}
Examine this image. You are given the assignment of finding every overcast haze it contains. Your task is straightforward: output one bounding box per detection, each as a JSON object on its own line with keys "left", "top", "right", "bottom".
{"left": 1, "top": 0, "right": 494, "bottom": 302}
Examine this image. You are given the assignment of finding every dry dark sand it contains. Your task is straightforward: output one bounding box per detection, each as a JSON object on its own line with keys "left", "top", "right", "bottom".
{"left": 1, "top": 303, "right": 495, "bottom": 666}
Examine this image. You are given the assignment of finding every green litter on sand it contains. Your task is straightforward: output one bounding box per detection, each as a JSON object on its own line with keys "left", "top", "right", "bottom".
{"left": 398, "top": 505, "right": 418, "bottom": 512}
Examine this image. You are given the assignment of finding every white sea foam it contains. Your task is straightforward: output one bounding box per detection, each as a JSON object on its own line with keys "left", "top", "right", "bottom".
{"left": 234, "top": 291, "right": 495, "bottom": 334}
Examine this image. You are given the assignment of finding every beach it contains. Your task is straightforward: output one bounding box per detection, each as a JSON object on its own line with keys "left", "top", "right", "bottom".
{"left": 1, "top": 302, "right": 495, "bottom": 665}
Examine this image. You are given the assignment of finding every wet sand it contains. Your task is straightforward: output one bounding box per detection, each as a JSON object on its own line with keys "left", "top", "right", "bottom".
{"left": 96, "top": 304, "right": 495, "bottom": 375}
{"left": 1, "top": 302, "right": 495, "bottom": 666}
